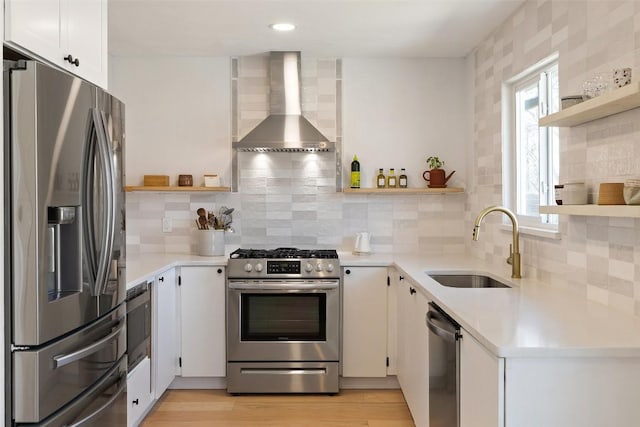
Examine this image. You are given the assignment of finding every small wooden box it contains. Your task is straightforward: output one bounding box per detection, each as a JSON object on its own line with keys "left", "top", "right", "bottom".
{"left": 143, "top": 175, "right": 169, "bottom": 186}
{"left": 597, "top": 183, "right": 625, "bottom": 205}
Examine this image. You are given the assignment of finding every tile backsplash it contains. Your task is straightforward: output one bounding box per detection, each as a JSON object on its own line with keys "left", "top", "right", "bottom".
{"left": 126, "top": 152, "right": 466, "bottom": 255}
{"left": 470, "top": 0, "right": 640, "bottom": 317}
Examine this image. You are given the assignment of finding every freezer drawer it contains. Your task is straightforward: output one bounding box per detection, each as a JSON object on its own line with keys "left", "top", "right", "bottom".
{"left": 13, "top": 304, "right": 126, "bottom": 423}
{"left": 34, "top": 354, "right": 127, "bottom": 427}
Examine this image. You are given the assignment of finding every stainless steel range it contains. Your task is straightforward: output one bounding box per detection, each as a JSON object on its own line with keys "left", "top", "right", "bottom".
{"left": 226, "top": 248, "right": 340, "bottom": 394}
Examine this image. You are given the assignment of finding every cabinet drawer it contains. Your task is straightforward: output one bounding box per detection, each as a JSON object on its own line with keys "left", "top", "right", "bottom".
{"left": 127, "top": 357, "right": 153, "bottom": 427}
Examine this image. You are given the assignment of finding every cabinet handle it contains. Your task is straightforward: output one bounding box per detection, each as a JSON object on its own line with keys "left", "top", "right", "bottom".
{"left": 399, "top": 275, "right": 404, "bottom": 281}
{"left": 132, "top": 398, "right": 139, "bottom": 406}
{"left": 158, "top": 276, "right": 164, "bottom": 282}
{"left": 217, "top": 268, "right": 223, "bottom": 274}
{"left": 345, "top": 269, "right": 351, "bottom": 275}
{"left": 64, "top": 54, "right": 80, "bottom": 67}
{"left": 409, "top": 287, "right": 416, "bottom": 295}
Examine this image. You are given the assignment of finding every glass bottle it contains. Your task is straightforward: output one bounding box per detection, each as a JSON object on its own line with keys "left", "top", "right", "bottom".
{"left": 376, "top": 168, "right": 386, "bottom": 188}
{"left": 387, "top": 168, "right": 397, "bottom": 188}
{"left": 399, "top": 168, "right": 408, "bottom": 188}
{"left": 350, "top": 155, "right": 360, "bottom": 189}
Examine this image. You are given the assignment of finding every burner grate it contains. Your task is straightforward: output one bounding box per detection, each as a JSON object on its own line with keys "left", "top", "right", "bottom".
{"left": 229, "top": 247, "right": 338, "bottom": 259}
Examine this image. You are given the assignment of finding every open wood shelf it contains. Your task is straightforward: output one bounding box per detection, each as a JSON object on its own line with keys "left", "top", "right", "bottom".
{"left": 343, "top": 187, "right": 464, "bottom": 195}
{"left": 125, "top": 186, "right": 230, "bottom": 193}
{"left": 540, "top": 204, "right": 640, "bottom": 218}
{"left": 539, "top": 82, "right": 640, "bottom": 127}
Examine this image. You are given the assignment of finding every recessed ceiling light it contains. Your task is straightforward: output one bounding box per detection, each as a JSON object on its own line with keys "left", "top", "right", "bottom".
{"left": 270, "top": 23, "right": 296, "bottom": 32}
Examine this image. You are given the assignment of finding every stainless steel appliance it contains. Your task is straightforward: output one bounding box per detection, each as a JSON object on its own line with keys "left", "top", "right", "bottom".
{"left": 226, "top": 248, "right": 340, "bottom": 394}
{"left": 4, "top": 59, "right": 126, "bottom": 426}
{"left": 126, "top": 281, "right": 151, "bottom": 371}
{"left": 426, "top": 302, "right": 461, "bottom": 427}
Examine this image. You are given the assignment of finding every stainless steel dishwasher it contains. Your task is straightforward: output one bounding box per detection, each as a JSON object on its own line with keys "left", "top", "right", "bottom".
{"left": 426, "top": 302, "right": 461, "bottom": 427}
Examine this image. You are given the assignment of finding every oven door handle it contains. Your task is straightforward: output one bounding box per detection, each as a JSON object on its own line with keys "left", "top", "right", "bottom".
{"left": 228, "top": 281, "right": 339, "bottom": 290}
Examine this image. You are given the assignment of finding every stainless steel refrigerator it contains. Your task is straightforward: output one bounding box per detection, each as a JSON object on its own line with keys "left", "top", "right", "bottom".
{"left": 4, "top": 59, "right": 127, "bottom": 426}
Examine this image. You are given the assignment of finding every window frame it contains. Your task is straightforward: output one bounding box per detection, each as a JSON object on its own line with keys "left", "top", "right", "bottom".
{"left": 502, "top": 53, "right": 559, "bottom": 232}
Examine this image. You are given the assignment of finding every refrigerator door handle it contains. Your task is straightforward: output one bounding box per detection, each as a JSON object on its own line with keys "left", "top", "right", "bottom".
{"left": 82, "top": 115, "right": 99, "bottom": 291}
{"left": 53, "top": 320, "right": 124, "bottom": 369}
{"left": 64, "top": 373, "right": 126, "bottom": 427}
{"left": 82, "top": 108, "right": 116, "bottom": 296}
{"left": 92, "top": 108, "right": 116, "bottom": 295}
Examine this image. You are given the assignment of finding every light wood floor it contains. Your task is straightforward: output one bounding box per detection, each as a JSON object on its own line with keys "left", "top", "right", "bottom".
{"left": 141, "top": 389, "right": 415, "bottom": 427}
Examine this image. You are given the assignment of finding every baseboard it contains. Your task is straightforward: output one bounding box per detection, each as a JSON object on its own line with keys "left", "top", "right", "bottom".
{"left": 169, "top": 376, "right": 227, "bottom": 389}
{"left": 167, "top": 375, "right": 399, "bottom": 390}
{"left": 339, "top": 376, "right": 400, "bottom": 389}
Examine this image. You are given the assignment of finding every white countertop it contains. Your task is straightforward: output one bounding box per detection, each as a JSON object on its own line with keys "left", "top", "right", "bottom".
{"left": 126, "top": 253, "right": 228, "bottom": 288}
{"left": 127, "top": 251, "right": 640, "bottom": 359}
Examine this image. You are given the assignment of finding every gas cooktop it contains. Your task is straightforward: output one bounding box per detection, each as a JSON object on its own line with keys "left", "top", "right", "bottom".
{"left": 228, "top": 248, "right": 340, "bottom": 279}
{"left": 230, "top": 247, "right": 338, "bottom": 260}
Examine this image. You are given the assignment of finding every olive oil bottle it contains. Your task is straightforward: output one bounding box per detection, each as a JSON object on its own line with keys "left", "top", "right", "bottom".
{"left": 350, "top": 155, "right": 360, "bottom": 188}
{"left": 399, "top": 168, "right": 408, "bottom": 188}
{"left": 376, "top": 168, "right": 386, "bottom": 188}
{"left": 387, "top": 168, "right": 397, "bottom": 188}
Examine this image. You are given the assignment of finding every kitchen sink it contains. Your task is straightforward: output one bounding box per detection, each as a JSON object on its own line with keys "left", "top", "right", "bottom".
{"left": 428, "top": 273, "right": 511, "bottom": 289}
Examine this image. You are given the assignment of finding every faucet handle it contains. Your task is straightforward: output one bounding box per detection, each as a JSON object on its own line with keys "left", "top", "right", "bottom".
{"left": 507, "top": 244, "right": 513, "bottom": 265}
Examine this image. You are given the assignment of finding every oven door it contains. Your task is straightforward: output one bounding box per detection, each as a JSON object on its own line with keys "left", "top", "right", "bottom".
{"left": 227, "top": 280, "right": 340, "bottom": 362}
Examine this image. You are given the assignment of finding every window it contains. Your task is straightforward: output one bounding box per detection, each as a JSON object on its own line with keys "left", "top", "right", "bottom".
{"left": 503, "top": 55, "right": 559, "bottom": 230}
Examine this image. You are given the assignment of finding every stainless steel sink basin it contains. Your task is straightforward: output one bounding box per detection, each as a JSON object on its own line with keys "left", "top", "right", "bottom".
{"left": 428, "top": 274, "right": 511, "bottom": 289}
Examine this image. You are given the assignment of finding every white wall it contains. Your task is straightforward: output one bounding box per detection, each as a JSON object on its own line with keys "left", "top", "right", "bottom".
{"left": 342, "top": 58, "right": 467, "bottom": 189}
{"left": 109, "top": 57, "right": 231, "bottom": 187}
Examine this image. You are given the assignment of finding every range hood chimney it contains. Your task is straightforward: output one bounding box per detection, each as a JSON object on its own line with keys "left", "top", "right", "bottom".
{"left": 232, "top": 52, "right": 334, "bottom": 152}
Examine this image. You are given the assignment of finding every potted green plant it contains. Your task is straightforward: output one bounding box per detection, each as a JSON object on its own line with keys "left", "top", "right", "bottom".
{"left": 423, "top": 156, "right": 455, "bottom": 188}
{"left": 426, "top": 156, "right": 444, "bottom": 170}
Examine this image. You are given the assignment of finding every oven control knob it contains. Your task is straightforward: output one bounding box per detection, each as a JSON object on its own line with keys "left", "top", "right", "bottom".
{"left": 255, "top": 263, "right": 264, "bottom": 272}
{"left": 244, "top": 263, "right": 253, "bottom": 272}
{"left": 315, "top": 263, "right": 323, "bottom": 272}
{"left": 326, "top": 263, "right": 335, "bottom": 273}
{"left": 305, "top": 262, "right": 314, "bottom": 273}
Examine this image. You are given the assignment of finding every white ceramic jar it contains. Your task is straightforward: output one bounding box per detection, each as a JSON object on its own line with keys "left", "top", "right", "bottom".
{"left": 562, "top": 182, "right": 588, "bottom": 205}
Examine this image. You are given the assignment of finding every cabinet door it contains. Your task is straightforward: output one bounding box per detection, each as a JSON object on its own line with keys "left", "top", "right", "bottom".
{"left": 153, "top": 267, "right": 178, "bottom": 399}
{"left": 179, "top": 266, "right": 226, "bottom": 377}
{"left": 63, "top": 0, "right": 107, "bottom": 87}
{"left": 395, "top": 275, "right": 411, "bottom": 390}
{"left": 342, "top": 267, "right": 388, "bottom": 377}
{"left": 397, "top": 276, "right": 430, "bottom": 427}
{"left": 406, "top": 283, "right": 430, "bottom": 427}
{"left": 126, "top": 357, "right": 153, "bottom": 427}
{"left": 460, "top": 331, "right": 504, "bottom": 427}
{"left": 5, "top": 0, "right": 107, "bottom": 88}
{"left": 5, "top": 0, "right": 63, "bottom": 61}
{"left": 386, "top": 267, "right": 398, "bottom": 375}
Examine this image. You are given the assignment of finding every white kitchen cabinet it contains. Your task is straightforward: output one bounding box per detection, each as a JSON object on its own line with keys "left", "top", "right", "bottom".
{"left": 459, "top": 331, "right": 504, "bottom": 427}
{"left": 5, "top": 0, "right": 107, "bottom": 87}
{"left": 126, "top": 357, "right": 153, "bottom": 427}
{"left": 505, "top": 357, "right": 640, "bottom": 427}
{"left": 152, "top": 267, "right": 178, "bottom": 399}
{"left": 342, "top": 266, "right": 388, "bottom": 377}
{"left": 178, "top": 266, "right": 226, "bottom": 377}
{"left": 457, "top": 325, "right": 640, "bottom": 427}
{"left": 396, "top": 273, "right": 430, "bottom": 427}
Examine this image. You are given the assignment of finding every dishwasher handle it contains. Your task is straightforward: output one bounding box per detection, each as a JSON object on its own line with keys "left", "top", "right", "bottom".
{"left": 426, "top": 310, "right": 460, "bottom": 343}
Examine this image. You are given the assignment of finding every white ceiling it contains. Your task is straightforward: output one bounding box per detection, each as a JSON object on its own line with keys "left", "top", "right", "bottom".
{"left": 109, "top": 0, "right": 525, "bottom": 58}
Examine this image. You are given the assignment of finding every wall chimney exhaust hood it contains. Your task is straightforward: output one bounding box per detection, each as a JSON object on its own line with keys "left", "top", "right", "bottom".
{"left": 232, "top": 51, "right": 334, "bottom": 152}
